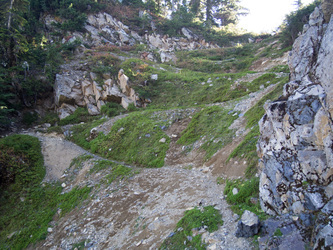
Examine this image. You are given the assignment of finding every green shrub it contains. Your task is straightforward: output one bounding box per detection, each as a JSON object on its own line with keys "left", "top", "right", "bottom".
{"left": 160, "top": 206, "right": 223, "bottom": 249}
{"left": 0, "top": 135, "right": 91, "bottom": 249}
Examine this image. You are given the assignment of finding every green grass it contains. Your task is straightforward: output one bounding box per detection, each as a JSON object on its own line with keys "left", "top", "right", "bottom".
{"left": 273, "top": 228, "right": 283, "bottom": 237}
{"left": 0, "top": 184, "right": 91, "bottom": 249}
{"left": 90, "top": 160, "right": 135, "bottom": 184}
{"left": 89, "top": 111, "right": 170, "bottom": 168}
{"left": 69, "top": 118, "right": 107, "bottom": 149}
{"left": 59, "top": 107, "right": 101, "bottom": 126}
{"left": 177, "top": 106, "right": 238, "bottom": 160}
{"left": 160, "top": 206, "right": 223, "bottom": 249}
{"left": 0, "top": 135, "right": 91, "bottom": 249}
{"left": 224, "top": 178, "right": 267, "bottom": 220}
{"left": 0, "top": 135, "right": 45, "bottom": 191}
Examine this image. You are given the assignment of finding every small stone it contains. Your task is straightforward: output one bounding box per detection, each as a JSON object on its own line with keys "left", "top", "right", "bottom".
{"left": 159, "top": 138, "right": 166, "bottom": 143}
{"left": 47, "top": 227, "right": 53, "bottom": 233}
{"left": 151, "top": 74, "right": 158, "bottom": 80}
{"left": 171, "top": 134, "right": 177, "bottom": 138}
{"left": 232, "top": 188, "right": 239, "bottom": 195}
{"left": 61, "top": 183, "right": 66, "bottom": 188}
{"left": 136, "top": 241, "right": 142, "bottom": 247}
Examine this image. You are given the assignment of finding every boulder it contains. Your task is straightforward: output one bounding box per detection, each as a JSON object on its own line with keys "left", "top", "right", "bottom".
{"left": 235, "top": 210, "right": 260, "bottom": 237}
{"left": 118, "top": 69, "right": 131, "bottom": 95}
{"left": 87, "top": 103, "right": 100, "bottom": 115}
{"left": 57, "top": 103, "right": 76, "bottom": 120}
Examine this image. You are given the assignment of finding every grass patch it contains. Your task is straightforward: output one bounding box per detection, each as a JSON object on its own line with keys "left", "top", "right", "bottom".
{"left": 160, "top": 206, "right": 223, "bottom": 249}
{"left": 69, "top": 118, "right": 107, "bottom": 149}
{"left": 177, "top": 106, "right": 238, "bottom": 160}
{"left": 245, "top": 76, "right": 287, "bottom": 129}
{"left": 59, "top": 107, "right": 101, "bottom": 126}
{"left": 89, "top": 111, "right": 170, "bottom": 168}
{"left": 228, "top": 128, "right": 260, "bottom": 178}
{"left": 0, "top": 135, "right": 44, "bottom": 191}
{"left": 0, "top": 135, "right": 91, "bottom": 249}
{"left": 90, "top": 160, "right": 135, "bottom": 184}
{"left": 224, "top": 178, "right": 267, "bottom": 220}
{"left": 273, "top": 228, "right": 283, "bottom": 237}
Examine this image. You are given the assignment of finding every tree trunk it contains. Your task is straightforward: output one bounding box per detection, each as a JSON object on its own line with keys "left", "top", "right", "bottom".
{"left": 7, "top": 0, "right": 15, "bottom": 30}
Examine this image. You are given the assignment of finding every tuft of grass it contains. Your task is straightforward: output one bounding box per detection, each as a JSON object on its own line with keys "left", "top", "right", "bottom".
{"left": 160, "top": 206, "right": 223, "bottom": 249}
{"left": 177, "top": 106, "right": 238, "bottom": 160}
{"left": 273, "top": 228, "right": 283, "bottom": 237}
{"left": 224, "top": 178, "right": 267, "bottom": 220}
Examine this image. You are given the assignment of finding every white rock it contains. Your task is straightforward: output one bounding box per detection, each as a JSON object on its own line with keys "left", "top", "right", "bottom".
{"left": 232, "top": 188, "right": 239, "bottom": 195}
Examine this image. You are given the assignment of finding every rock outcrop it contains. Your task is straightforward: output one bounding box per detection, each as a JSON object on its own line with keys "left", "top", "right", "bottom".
{"left": 258, "top": 5, "right": 333, "bottom": 248}
{"left": 47, "top": 11, "right": 219, "bottom": 118}
{"left": 48, "top": 12, "right": 219, "bottom": 64}
{"left": 55, "top": 65, "right": 139, "bottom": 119}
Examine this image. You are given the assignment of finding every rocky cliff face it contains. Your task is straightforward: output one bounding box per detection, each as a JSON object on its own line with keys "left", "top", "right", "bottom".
{"left": 258, "top": 5, "right": 333, "bottom": 248}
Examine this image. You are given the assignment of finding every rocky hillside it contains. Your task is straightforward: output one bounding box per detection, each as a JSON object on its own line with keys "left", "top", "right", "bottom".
{"left": 1, "top": 1, "right": 333, "bottom": 250}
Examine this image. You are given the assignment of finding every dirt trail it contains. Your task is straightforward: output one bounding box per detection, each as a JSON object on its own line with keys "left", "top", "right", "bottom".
{"left": 24, "top": 131, "right": 252, "bottom": 249}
